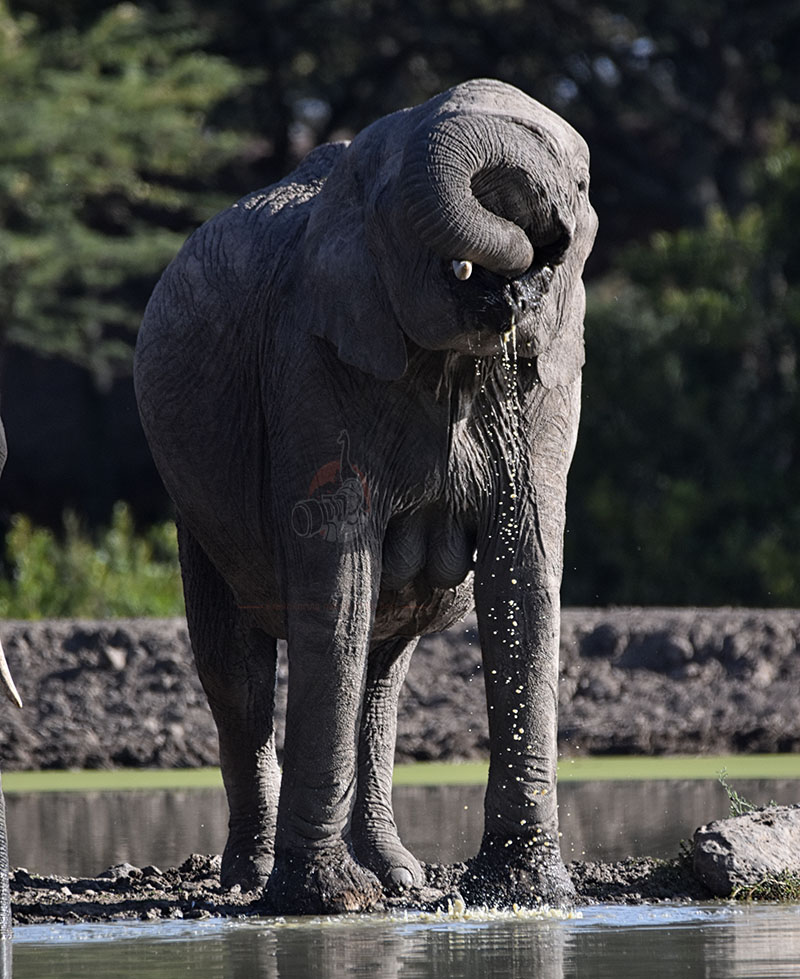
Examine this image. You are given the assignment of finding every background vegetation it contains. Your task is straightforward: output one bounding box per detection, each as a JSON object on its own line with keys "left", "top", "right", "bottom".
{"left": 0, "top": 503, "right": 180, "bottom": 617}
{"left": 1, "top": 0, "right": 800, "bottom": 614}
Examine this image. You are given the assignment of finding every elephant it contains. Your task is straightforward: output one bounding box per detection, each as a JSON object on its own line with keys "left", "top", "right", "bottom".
{"left": 0, "top": 419, "right": 23, "bottom": 974}
{"left": 135, "top": 78, "right": 597, "bottom": 914}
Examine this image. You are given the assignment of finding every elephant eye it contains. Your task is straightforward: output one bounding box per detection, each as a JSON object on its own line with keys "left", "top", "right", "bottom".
{"left": 577, "top": 176, "right": 589, "bottom": 195}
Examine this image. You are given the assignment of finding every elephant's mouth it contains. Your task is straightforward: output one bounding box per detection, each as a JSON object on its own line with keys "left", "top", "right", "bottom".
{"left": 451, "top": 237, "right": 566, "bottom": 357}
{"left": 502, "top": 223, "right": 571, "bottom": 314}
{"left": 503, "top": 262, "right": 557, "bottom": 319}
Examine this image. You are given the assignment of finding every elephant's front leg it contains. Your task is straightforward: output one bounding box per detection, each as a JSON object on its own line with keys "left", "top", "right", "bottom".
{"left": 465, "top": 570, "right": 575, "bottom": 907}
{"left": 262, "top": 549, "right": 384, "bottom": 914}
{"left": 463, "top": 387, "right": 579, "bottom": 908}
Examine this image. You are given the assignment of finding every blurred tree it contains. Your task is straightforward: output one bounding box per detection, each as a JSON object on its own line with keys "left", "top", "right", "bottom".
{"left": 162, "top": 0, "right": 800, "bottom": 262}
{"left": 565, "top": 130, "right": 800, "bottom": 605}
{"left": 10, "top": 0, "right": 800, "bottom": 262}
{"left": 0, "top": 1, "right": 251, "bottom": 387}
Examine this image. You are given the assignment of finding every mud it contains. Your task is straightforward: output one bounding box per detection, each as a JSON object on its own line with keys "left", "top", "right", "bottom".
{"left": 11, "top": 852, "right": 712, "bottom": 925}
{"left": 3, "top": 607, "right": 800, "bottom": 770}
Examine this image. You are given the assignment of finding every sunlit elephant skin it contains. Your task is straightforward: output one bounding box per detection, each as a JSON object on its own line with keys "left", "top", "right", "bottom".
{"left": 0, "top": 419, "right": 24, "bottom": 976}
{"left": 135, "top": 79, "right": 597, "bottom": 914}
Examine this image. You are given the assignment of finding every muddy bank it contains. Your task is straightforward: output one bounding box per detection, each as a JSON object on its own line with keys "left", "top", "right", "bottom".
{"left": 2, "top": 608, "right": 800, "bottom": 770}
{"left": 11, "top": 853, "right": 712, "bottom": 925}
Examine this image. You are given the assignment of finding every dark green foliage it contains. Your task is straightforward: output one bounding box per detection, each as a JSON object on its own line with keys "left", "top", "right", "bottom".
{"left": 564, "top": 136, "right": 800, "bottom": 605}
{"left": 0, "top": 502, "right": 183, "bottom": 618}
{"left": 178, "top": 0, "right": 800, "bottom": 253}
{"left": 0, "top": 3, "right": 251, "bottom": 385}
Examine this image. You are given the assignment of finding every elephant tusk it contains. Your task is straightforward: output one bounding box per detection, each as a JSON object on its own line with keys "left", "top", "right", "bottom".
{"left": 0, "top": 639, "right": 21, "bottom": 709}
{"left": 452, "top": 259, "right": 473, "bottom": 281}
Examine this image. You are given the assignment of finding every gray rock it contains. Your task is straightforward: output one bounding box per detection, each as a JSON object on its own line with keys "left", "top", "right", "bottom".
{"left": 692, "top": 805, "right": 800, "bottom": 896}
{"left": 98, "top": 862, "right": 142, "bottom": 880}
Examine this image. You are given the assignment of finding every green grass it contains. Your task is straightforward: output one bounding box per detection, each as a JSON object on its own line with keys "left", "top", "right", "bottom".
{"left": 731, "top": 870, "right": 800, "bottom": 902}
{"left": 4, "top": 754, "right": 800, "bottom": 794}
{"left": 394, "top": 754, "right": 800, "bottom": 786}
{"left": 1, "top": 768, "right": 224, "bottom": 794}
{"left": 556, "top": 754, "right": 800, "bottom": 783}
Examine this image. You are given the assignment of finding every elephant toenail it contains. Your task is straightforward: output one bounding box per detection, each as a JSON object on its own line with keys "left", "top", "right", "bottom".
{"left": 388, "top": 867, "right": 414, "bottom": 891}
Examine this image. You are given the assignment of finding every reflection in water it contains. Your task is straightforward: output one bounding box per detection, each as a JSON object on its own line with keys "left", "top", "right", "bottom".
{"left": 6, "top": 779, "right": 799, "bottom": 877}
{"left": 7, "top": 788, "right": 228, "bottom": 877}
{"left": 13, "top": 914, "right": 569, "bottom": 979}
{"left": 558, "top": 778, "right": 800, "bottom": 862}
{"left": 566, "top": 904, "right": 800, "bottom": 979}
{"left": 13, "top": 904, "right": 800, "bottom": 979}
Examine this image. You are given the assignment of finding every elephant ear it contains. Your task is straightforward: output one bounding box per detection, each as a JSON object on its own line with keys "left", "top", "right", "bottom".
{"left": 305, "top": 162, "right": 408, "bottom": 381}
{"left": 536, "top": 279, "right": 586, "bottom": 389}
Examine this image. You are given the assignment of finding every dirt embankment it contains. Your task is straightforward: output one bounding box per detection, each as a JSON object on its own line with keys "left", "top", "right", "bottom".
{"left": 2, "top": 607, "right": 800, "bottom": 771}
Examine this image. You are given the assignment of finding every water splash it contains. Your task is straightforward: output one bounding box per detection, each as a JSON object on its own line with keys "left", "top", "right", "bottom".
{"left": 410, "top": 895, "right": 581, "bottom": 922}
{"left": 267, "top": 898, "right": 581, "bottom": 928}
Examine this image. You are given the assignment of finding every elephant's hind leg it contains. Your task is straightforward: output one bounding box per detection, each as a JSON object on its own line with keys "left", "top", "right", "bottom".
{"left": 178, "top": 522, "right": 280, "bottom": 892}
{"left": 351, "top": 636, "right": 425, "bottom": 892}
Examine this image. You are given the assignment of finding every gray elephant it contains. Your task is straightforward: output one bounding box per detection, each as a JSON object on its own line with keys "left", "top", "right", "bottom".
{"left": 0, "top": 419, "right": 23, "bottom": 974}
{"left": 135, "top": 78, "right": 597, "bottom": 913}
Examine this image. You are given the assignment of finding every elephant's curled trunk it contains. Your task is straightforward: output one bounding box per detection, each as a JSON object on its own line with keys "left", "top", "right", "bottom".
{"left": 401, "top": 112, "right": 573, "bottom": 280}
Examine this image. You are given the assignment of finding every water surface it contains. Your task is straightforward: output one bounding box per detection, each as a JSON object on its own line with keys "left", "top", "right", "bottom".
{"left": 15, "top": 903, "right": 800, "bottom": 979}
{"left": 7, "top": 778, "right": 799, "bottom": 876}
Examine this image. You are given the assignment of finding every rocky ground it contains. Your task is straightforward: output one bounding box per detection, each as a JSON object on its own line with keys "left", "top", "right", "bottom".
{"left": 4, "top": 607, "right": 800, "bottom": 923}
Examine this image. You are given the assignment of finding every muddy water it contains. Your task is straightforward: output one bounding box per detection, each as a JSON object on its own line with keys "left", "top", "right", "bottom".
{"left": 15, "top": 902, "right": 800, "bottom": 978}
{"left": 7, "top": 778, "right": 800, "bottom": 877}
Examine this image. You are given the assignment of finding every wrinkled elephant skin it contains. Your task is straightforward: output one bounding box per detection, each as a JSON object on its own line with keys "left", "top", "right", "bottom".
{"left": 135, "top": 79, "right": 597, "bottom": 913}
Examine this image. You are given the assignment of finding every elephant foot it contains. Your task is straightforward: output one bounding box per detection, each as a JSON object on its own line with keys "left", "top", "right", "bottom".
{"left": 260, "top": 845, "right": 384, "bottom": 915}
{"left": 221, "top": 836, "right": 274, "bottom": 893}
{"left": 460, "top": 831, "right": 577, "bottom": 909}
{"left": 351, "top": 826, "right": 425, "bottom": 894}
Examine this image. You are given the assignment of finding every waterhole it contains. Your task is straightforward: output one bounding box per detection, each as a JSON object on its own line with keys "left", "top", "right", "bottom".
{"left": 10, "top": 779, "right": 800, "bottom": 977}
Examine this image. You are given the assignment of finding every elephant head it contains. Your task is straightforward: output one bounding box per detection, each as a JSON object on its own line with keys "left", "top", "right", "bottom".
{"left": 305, "top": 78, "right": 597, "bottom": 384}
